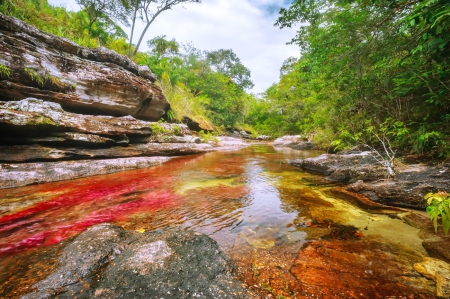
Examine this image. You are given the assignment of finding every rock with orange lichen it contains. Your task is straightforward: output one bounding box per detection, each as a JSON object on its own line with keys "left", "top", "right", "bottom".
{"left": 290, "top": 240, "right": 436, "bottom": 298}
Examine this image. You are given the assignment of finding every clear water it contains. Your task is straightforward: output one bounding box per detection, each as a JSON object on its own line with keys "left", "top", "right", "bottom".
{"left": 0, "top": 145, "right": 431, "bottom": 298}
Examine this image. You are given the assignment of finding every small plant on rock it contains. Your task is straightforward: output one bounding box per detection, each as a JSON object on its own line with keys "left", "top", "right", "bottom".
{"left": 150, "top": 121, "right": 167, "bottom": 137}
{"left": 0, "top": 64, "right": 11, "bottom": 79}
{"left": 425, "top": 191, "right": 450, "bottom": 236}
{"left": 173, "top": 124, "right": 180, "bottom": 135}
{"left": 24, "top": 68, "right": 44, "bottom": 87}
{"left": 199, "top": 130, "right": 218, "bottom": 143}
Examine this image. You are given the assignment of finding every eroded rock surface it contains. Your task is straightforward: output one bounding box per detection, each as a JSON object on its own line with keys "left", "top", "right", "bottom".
{"left": 21, "top": 224, "right": 254, "bottom": 299}
{"left": 0, "top": 13, "right": 168, "bottom": 120}
{"left": 414, "top": 257, "right": 450, "bottom": 298}
{"left": 290, "top": 151, "right": 450, "bottom": 209}
{"left": 0, "top": 157, "right": 173, "bottom": 189}
{"left": 0, "top": 98, "right": 218, "bottom": 188}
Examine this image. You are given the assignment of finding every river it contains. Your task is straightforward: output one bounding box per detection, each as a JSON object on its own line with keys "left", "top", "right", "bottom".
{"left": 0, "top": 145, "right": 435, "bottom": 298}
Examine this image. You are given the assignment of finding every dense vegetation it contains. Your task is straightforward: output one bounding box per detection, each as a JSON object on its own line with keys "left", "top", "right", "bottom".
{"left": 0, "top": 0, "right": 255, "bottom": 132}
{"left": 247, "top": 0, "right": 450, "bottom": 157}
{"left": 2, "top": 0, "right": 450, "bottom": 157}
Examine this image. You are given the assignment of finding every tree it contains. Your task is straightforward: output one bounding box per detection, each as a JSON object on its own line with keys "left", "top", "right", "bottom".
{"left": 76, "top": 0, "right": 130, "bottom": 35}
{"left": 205, "top": 49, "right": 254, "bottom": 90}
{"left": 127, "top": 0, "right": 200, "bottom": 58}
{"left": 147, "top": 35, "right": 179, "bottom": 58}
{"left": 269, "top": 0, "right": 450, "bottom": 155}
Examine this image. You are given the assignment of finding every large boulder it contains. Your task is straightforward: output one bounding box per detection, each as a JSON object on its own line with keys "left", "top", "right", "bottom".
{"left": 273, "top": 135, "right": 302, "bottom": 147}
{"left": 21, "top": 224, "right": 254, "bottom": 299}
{"left": 290, "top": 151, "right": 384, "bottom": 182}
{"left": 0, "top": 13, "right": 168, "bottom": 121}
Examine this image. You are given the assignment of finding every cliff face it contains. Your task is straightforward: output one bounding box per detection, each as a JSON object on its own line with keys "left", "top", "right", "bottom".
{"left": 0, "top": 13, "right": 168, "bottom": 120}
{"left": 0, "top": 14, "right": 223, "bottom": 189}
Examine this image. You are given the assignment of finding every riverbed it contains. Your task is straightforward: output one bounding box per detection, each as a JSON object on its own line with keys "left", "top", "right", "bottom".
{"left": 0, "top": 145, "right": 436, "bottom": 298}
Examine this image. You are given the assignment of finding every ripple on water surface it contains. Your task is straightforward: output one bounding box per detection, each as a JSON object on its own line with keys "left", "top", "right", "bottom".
{"left": 0, "top": 145, "right": 435, "bottom": 298}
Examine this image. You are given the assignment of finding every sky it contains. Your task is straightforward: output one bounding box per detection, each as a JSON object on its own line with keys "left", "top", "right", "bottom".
{"left": 48, "top": 0, "right": 300, "bottom": 94}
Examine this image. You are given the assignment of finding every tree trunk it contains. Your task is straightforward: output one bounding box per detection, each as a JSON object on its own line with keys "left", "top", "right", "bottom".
{"left": 131, "top": 8, "right": 166, "bottom": 58}
{"left": 127, "top": 2, "right": 139, "bottom": 57}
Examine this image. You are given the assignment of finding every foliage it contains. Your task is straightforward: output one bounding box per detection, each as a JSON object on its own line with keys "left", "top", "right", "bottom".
{"left": 205, "top": 49, "right": 254, "bottom": 90}
{"left": 127, "top": 0, "right": 201, "bottom": 57}
{"left": 1, "top": 0, "right": 127, "bottom": 47}
{"left": 173, "top": 124, "right": 180, "bottom": 135}
{"left": 157, "top": 72, "right": 214, "bottom": 130}
{"left": 147, "top": 35, "right": 179, "bottom": 58}
{"left": 24, "top": 68, "right": 44, "bottom": 86}
{"left": 0, "top": 64, "right": 11, "bottom": 79}
{"left": 425, "top": 191, "right": 450, "bottom": 235}
{"left": 150, "top": 120, "right": 167, "bottom": 137}
{"left": 243, "top": 0, "right": 450, "bottom": 156}
{"left": 76, "top": 0, "right": 130, "bottom": 34}
{"left": 199, "top": 130, "right": 218, "bottom": 143}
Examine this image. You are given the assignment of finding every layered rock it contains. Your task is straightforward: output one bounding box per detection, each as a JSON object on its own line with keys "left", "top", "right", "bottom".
{"left": 290, "top": 151, "right": 450, "bottom": 209}
{"left": 0, "top": 13, "right": 168, "bottom": 120}
{"left": 0, "top": 157, "right": 173, "bottom": 189}
{"left": 21, "top": 224, "right": 254, "bottom": 299}
{"left": 0, "top": 98, "right": 253, "bottom": 188}
{"left": 0, "top": 98, "right": 217, "bottom": 188}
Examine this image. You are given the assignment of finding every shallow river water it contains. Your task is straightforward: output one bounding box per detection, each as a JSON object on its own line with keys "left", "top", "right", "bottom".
{"left": 0, "top": 145, "right": 435, "bottom": 298}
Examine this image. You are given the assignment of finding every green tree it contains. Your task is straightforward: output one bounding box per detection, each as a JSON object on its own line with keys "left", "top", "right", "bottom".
{"left": 205, "top": 49, "right": 254, "bottom": 90}
{"left": 75, "top": 0, "right": 130, "bottom": 34}
{"left": 127, "top": 0, "right": 200, "bottom": 57}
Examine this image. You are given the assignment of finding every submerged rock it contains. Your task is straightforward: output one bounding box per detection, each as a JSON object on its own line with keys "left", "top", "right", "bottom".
{"left": 414, "top": 257, "right": 450, "bottom": 298}
{"left": 0, "top": 13, "right": 168, "bottom": 121}
{"left": 21, "top": 224, "right": 254, "bottom": 299}
{"left": 291, "top": 239, "right": 435, "bottom": 298}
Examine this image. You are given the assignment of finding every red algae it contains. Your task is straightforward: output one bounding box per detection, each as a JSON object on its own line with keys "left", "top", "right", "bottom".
{"left": 0, "top": 156, "right": 187, "bottom": 257}
{"left": 0, "top": 190, "right": 181, "bottom": 256}
{"left": 0, "top": 146, "right": 441, "bottom": 299}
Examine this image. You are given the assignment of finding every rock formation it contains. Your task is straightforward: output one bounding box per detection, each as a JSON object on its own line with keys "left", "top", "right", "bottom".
{"left": 290, "top": 151, "right": 450, "bottom": 209}
{"left": 0, "top": 14, "right": 248, "bottom": 189}
{"left": 0, "top": 13, "right": 168, "bottom": 120}
{"left": 0, "top": 98, "right": 217, "bottom": 188}
{"left": 20, "top": 224, "right": 254, "bottom": 299}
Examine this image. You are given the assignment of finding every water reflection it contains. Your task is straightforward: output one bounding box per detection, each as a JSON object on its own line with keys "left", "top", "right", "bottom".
{"left": 0, "top": 144, "right": 432, "bottom": 298}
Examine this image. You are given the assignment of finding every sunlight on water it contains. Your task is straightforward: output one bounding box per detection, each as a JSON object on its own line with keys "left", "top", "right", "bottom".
{"left": 0, "top": 144, "right": 431, "bottom": 298}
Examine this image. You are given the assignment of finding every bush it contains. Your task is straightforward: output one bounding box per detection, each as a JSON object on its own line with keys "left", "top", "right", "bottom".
{"left": 425, "top": 191, "right": 450, "bottom": 236}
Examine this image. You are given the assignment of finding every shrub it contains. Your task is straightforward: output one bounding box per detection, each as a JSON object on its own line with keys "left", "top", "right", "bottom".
{"left": 425, "top": 191, "right": 450, "bottom": 235}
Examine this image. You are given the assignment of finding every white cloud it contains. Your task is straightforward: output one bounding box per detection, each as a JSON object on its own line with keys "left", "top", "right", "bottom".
{"left": 49, "top": 0, "right": 299, "bottom": 93}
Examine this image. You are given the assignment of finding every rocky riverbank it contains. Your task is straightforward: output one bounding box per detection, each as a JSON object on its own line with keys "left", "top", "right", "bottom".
{"left": 0, "top": 98, "right": 248, "bottom": 188}
{"left": 0, "top": 13, "right": 250, "bottom": 189}
{"left": 289, "top": 150, "right": 450, "bottom": 210}
{"left": 286, "top": 148, "right": 450, "bottom": 276}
